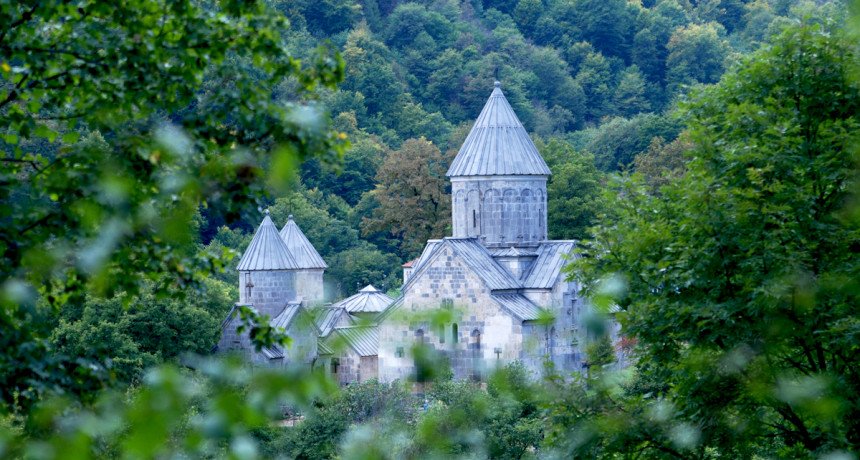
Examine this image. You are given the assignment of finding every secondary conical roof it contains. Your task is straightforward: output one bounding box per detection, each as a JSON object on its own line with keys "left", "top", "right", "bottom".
{"left": 237, "top": 211, "right": 299, "bottom": 271}
{"left": 447, "top": 81, "right": 551, "bottom": 177}
{"left": 332, "top": 285, "right": 393, "bottom": 314}
{"left": 279, "top": 215, "right": 327, "bottom": 269}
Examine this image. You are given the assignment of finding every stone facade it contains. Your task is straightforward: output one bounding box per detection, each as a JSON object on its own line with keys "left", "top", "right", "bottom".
{"left": 238, "top": 270, "right": 297, "bottom": 318}
{"left": 451, "top": 176, "right": 548, "bottom": 246}
{"left": 377, "top": 240, "right": 589, "bottom": 381}
{"left": 217, "top": 305, "right": 319, "bottom": 367}
{"left": 294, "top": 269, "right": 325, "bottom": 306}
{"left": 218, "top": 215, "right": 328, "bottom": 368}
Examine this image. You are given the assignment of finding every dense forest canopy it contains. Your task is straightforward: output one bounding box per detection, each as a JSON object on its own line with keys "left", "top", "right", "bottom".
{"left": 1, "top": 0, "right": 858, "bottom": 458}
{"left": 210, "top": 0, "right": 845, "bottom": 297}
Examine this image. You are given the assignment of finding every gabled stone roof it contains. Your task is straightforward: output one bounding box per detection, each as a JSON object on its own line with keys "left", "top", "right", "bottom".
{"left": 313, "top": 306, "right": 354, "bottom": 337}
{"left": 447, "top": 82, "right": 551, "bottom": 177}
{"left": 332, "top": 285, "right": 394, "bottom": 314}
{"left": 270, "top": 302, "right": 303, "bottom": 331}
{"left": 491, "top": 293, "right": 545, "bottom": 321}
{"left": 331, "top": 326, "right": 378, "bottom": 357}
{"left": 279, "top": 215, "right": 327, "bottom": 269}
{"left": 521, "top": 241, "right": 576, "bottom": 288}
{"left": 237, "top": 212, "right": 299, "bottom": 271}
{"left": 402, "top": 238, "right": 521, "bottom": 293}
{"left": 491, "top": 246, "right": 537, "bottom": 258}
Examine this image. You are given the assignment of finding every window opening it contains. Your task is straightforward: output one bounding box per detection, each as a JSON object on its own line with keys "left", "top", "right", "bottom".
{"left": 244, "top": 272, "right": 254, "bottom": 299}
{"left": 471, "top": 329, "right": 481, "bottom": 351}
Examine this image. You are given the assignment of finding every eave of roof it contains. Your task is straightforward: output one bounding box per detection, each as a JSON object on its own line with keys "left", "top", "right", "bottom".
{"left": 491, "top": 293, "right": 546, "bottom": 321}
{"left": 521, "top": 241, "right": 576, "bottom": 289}
{"left": 332, "top": 285, "right": 395, "bottom": 314}
{"left": 332, "top": 326, "right": 378, "bottom": 357}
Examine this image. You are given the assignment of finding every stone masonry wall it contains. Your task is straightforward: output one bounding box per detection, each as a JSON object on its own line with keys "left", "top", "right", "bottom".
{"left": 451, "top": 176, "right": 548, "bottom": 246}
{"left": 294, "top": 269, "right": 325, "bottom": 306}
{"left": 378, "top": 245, "right": 523, "bottom": 382}
{"left": 238, "top": 270, "right": 296, "bottom": 318}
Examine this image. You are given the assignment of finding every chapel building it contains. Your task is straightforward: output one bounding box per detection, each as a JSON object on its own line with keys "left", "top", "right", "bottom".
{"left": 376, "top": 82, "right": 588, "bottom": 381}
{"left": 217, "top": 82, "right": 613, "bottom": 381}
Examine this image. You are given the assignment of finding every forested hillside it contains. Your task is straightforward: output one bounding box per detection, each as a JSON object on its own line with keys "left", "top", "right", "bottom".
{"left": 204, "top": 0, "right": 843, "bottom": 298}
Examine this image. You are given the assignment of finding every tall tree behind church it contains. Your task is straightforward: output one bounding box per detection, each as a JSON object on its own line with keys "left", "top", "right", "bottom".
{"left": 362, "top": 138, "right": 452, "bottom": 259}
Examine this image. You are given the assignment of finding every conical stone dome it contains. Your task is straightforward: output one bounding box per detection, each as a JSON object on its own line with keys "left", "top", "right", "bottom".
{"left": 279, "top": 215, "right": 327, "bottom": 269}
{"left": 447, "top": 82, "right": 551, "bottom": 177}
{"left": 237, "top": 212, "right": 299, "bottom": 271}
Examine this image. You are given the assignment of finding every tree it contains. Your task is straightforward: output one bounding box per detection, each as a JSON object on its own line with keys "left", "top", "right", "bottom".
{"left": 666, "top": 22, "right": 729, "bottom": 93}
{"left": 558, "top": 0, "right": 635, "bottom": 61}
{"left": 513, "top": 0, "right": 543, "bottom": 36}
{"left": 382, "top": 3, "right": 456, "bottom": 51}
{"left": 342, "top": 25, "right": 403, "bottom": 117}
{"left": 570, "top": 23, "right": 860, "bottom": 456}
{"left": 613, "top": 65, "right": 651, "bottom": 117}
{"left": 0, "top": 0, "right": 345, "bottom": 409}
{"left": 301, "top": 136, "right": 385, "bottom": 206}
{"left": 538, "top": 139, "right": 604, "bottom": 241}
{"left": 633, "top": 134, "right": 692, "bottom": 191}
{"left": 327, "top": 245, "right": 402, "bottom": 297}
{"left": 585, "top": 114, "right": 681, "bottom": 171}
{"left": 574, "top": 51, "right": 614, "bottom": 121}
{"left": 50, "top": 277, "right": 233, "bottom": 384}
{"left": 294, "top": 0, "right": 361, "bottom": 36}
{"left": 362, "top": 138, "right": 452, "bottom": 258}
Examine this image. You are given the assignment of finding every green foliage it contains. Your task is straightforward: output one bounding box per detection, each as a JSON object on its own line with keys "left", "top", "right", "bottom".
{"left": 1, "top": 359, "right": 337, "bottom": 459}
{"left": 666, "top": 22, "right": 730, "bottom": 93}
{"left": 0, "top": 0, "right": 346, "bottom": 409}
{"left": 328, "top": 245, "right": 402, "bottom": 295}
{"left": 569, "top": 21, "right": 860, "bottom": 456}
{"left": 584, "top": 334, "right": 616, "bottom": 369}
{"left": 301, "top": 136, "right": 385, "bottom": 206}
{"left": 585, "top": 113, "right": 681, "bottom": 171}
{"left": 538, "top": 138, "right": 605, "bottom": 240}
{"left": 361, "top": 138, "right": 452, "bottom": 259}
{"left": 50, "top": 277, "right": 236, "bottom": 384}
{"left": 1, "top": 1, "right": 856, "bottom": 459}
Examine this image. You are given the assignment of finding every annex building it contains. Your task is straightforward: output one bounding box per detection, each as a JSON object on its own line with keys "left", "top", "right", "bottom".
{"left": 216, "top": 82, "right": 619, "bottom": 383}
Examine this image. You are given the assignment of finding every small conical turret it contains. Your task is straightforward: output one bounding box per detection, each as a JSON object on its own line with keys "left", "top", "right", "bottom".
{"left": 279, "top": 214, "right": 327, "bottom": 305}
{"left": 236, "top": 210, "right": 299, "bottom": 315}
{"left": 279, "top": 215, "right": 327, "bottom": 269}
{"left": 237, "top": 210, "right": 298, "bottom": 271}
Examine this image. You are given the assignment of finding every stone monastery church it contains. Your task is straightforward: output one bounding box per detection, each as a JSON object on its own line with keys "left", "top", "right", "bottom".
{"left": 217, "top": 82, "right": 615, "bottom": 384}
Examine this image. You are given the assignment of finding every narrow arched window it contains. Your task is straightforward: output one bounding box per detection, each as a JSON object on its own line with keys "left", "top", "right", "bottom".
{"left": 471, "top": 329, "right": 481, "bottom": 351}
{"left": 416, "top": 329, "right": 425, "bottom": 344}
{"left": 472, "top": 209, "right": 477, "bottom": 228}
{"left": 438, "top": 324, "right": 445, "bottom": 344}
{"left": 452, "top": 323, "right": 459, "bottom": 344}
